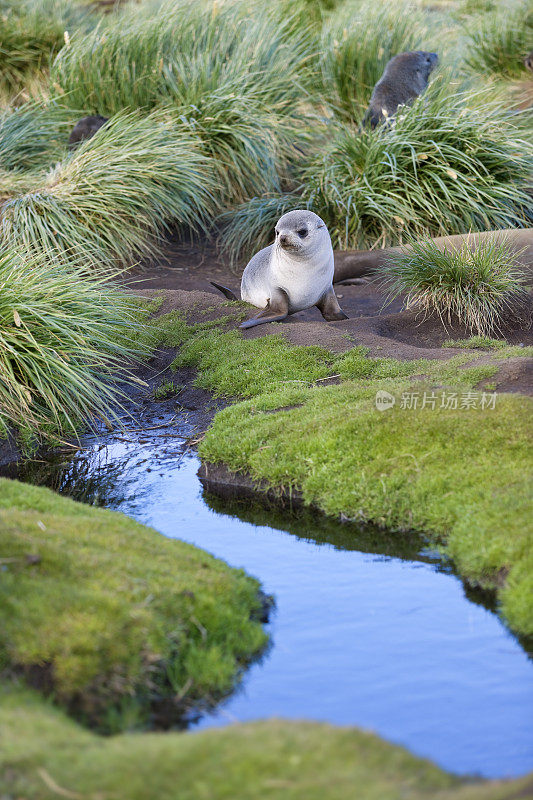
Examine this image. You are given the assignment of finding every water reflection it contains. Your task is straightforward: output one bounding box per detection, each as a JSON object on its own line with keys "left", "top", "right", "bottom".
{"left": 4, "top": 424, "right": 533, "bottom": 779}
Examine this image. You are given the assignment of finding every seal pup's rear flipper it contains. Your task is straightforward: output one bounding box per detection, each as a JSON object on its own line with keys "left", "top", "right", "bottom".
{"left": 240, "top": 287, "right": 289, "bottom": 330}
{"left": 316, "top": 287, "right": 348, "bottom": 321}
{"left": 336, "top": 277, "right": 369, "bottom": 286}
{"left": 210, "top": 281, "right": 238, "bottom": 301}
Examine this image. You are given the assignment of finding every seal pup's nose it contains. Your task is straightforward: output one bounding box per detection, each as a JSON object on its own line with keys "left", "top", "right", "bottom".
{"left": 279, "top": 234, "right": 290, "bottom": 246}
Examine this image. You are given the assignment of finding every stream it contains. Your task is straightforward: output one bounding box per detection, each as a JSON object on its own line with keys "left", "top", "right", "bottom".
{"left": 10, "top": 413, "right": 533, "bottom": 781}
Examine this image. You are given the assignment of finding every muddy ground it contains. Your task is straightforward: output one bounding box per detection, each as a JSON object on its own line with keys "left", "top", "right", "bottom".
{"left": 124, "top": 233, "right": 533, "bottom": 394}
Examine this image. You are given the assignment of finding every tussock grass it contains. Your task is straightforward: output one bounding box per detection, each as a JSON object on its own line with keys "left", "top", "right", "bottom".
{"left": 377, "top": 236, "right": 530, "bottom": 336}
{"left": 219, "top": 87, "right": 533, "bottom": 256}
{"left": 52, "top": 1, "right": 312, "bottom": 115}
{"left": 304, "top": 86, "right": 532, "bottom": 249}
{"left": 273, "top": 0, "right": 342, "bottom": 27}
{"left": 320, "top": 0, "right": 427, "bottom": 123}
{"left": 0, "top": 102, "right": 73, "bottom": 172}
{"left": 464, "top": 1, "right": 533, "bottom": 79}
{"left": 50, "top": 0, "right": 314, "bottom": 204}
{"left": 0, "top": 0, "right": 94, "bottom": 95}
{"left": 1, "top": 111, "right": 215, "bottom": 266}
{"left": 0, "top": 248, "right": 141, "bottom": 448}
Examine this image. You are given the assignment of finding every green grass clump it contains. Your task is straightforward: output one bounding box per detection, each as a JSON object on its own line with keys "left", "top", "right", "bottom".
{"left": 302, "top": 87, "right": 532, "bottom": 249}
{"left": 377, "top": 236, "right": 530, "bottom": 336}
{"left": 50, "top": 0, "right": 314, "bottom": 204}
{"left": 0, "top": 478, "right": 267, "bottom": 732}
{"left": 464, "top": 1, "right": 533, "bottom": 79}
{"left": 0, "top": 0, "right": 94, "bottom": 96}
{"left": 320, "top": 0, "right": 427, "bottom": 123}
{"left": 153, "top": 380, "right": 181, "bottom": 400}
{"left": 219, "top": 86, "right": 533, "bottom": 256}
{"left": 6, "top": 685, "right": 533, "bottom": 800}
{"left": 1, "top": 111, "right": 215, "bottom": 266}
{"left": 0, "top": 102, "right": 73, "bottom": 172}
{"left": 0, "top": 248, "right": 142, "bottom": 448}
{"left": 443, "top": 335, "right": 511, "bottom": 349}
{"left": 443, "top": 336, "right": 533, "bottom": 356}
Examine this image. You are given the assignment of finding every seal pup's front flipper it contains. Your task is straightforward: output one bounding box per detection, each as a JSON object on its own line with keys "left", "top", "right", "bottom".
{"left": 316, "top": 287, "right": 348, "bottom": 321}
{"left": 210, "top": 281, "right": 238, "bottom": 301}
{"left": 239, "top": 287, "right": 290, "bottom": 330}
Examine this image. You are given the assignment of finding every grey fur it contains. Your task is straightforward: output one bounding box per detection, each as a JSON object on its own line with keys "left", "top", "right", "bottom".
{"left": 68, "top": 115, "right": 108, "bottom": 149}
{"left": 362, "top": 51, "right": 438, "bottom": 129}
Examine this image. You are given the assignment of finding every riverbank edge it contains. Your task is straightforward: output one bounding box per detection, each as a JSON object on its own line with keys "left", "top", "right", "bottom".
{"left": 135, "top": 301, "right": 532, "bottom": 640}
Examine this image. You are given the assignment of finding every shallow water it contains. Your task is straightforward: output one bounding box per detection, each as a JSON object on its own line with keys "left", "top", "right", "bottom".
{"left": 12, "top": 420, "right": 533, "bottom": 780}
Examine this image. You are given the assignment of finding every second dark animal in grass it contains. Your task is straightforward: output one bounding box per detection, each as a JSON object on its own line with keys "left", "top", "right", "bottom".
{"left": 362, "top": 51, "right": 438, "bottom": 129}
{"left": 525, "top": 51, "right": 533, "bottom": 71}
{"left": 68, "top": 115, "right": 109, "bottom": 149}
{"left": 211, "top": 210, "right": 348, "bottom": 329}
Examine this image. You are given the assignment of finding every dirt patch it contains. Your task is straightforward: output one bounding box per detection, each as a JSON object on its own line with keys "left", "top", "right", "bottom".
{"left": 127, "top": 234, "right": 533, "bottom": 393}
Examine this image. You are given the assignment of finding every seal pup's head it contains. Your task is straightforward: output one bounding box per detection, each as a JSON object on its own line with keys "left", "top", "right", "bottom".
{"left": 274, "top": 210, "right": 331, "bottom": 259}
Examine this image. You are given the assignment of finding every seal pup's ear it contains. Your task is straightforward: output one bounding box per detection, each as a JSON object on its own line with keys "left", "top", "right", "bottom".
{"left": 210, "top": 281, "right": 238, "bottom": 301}
{"left": 240, "top": 287, "right": 290, "bottom": 329}
{"left": 316, "top": 287, "right": 348, "bottom": 321}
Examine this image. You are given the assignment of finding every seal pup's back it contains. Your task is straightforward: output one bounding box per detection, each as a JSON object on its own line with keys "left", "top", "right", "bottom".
{"left": 362, "top": 51, "right": 438, "bottom": 129}
{"left": 68, "top": 115, "right": 109, "bottom": 149}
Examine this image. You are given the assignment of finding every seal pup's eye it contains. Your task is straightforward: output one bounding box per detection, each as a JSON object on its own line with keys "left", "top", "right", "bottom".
{"left": 297, "top": 229, "right": 307, "bottom": 238}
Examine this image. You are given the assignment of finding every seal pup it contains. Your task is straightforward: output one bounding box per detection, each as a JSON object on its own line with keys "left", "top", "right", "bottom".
{"left": 362, "top": 51, "right": 438, "bottom": 129}
{"left": 68, "top": 115, "right": 109, "bottom": 149}
{"left": 211, "top": 210, "right": 348, "bottom": 329}
{"left": 525, "top": 50, "right": 533, "bottom": 72}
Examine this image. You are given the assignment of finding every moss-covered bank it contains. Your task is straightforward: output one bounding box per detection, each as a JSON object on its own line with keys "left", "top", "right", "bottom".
{"left": 0, "top": 478, "right": 268, "bottom": 732}
{"left": 2, "top": 683, "right": 532, "bottom": 800}
{"left": 146, "top": 307, "right": 533, "bottom": 638}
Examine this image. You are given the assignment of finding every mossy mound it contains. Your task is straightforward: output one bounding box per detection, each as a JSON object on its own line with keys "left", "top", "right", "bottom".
{"left": 2, "top": 684, "right": 532, "bottom": 800}
{"left": 0, "top": 478, "right": 268, "bottom": 732}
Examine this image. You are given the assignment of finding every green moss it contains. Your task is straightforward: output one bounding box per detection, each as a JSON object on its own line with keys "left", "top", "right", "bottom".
{"left": 443, "top": 336, "right": 533, "bottom": 358}
{"left": 2, "top": 684, "right": 532, "bottom": 800}
{"left": 199, "top": 379, "right": 532, "bottom": 635}
{"left": 145, "top": 313, "right": 532, "bottom": 637}
{"left": 0, "top": 478, "right": 267, "bottom": 732}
